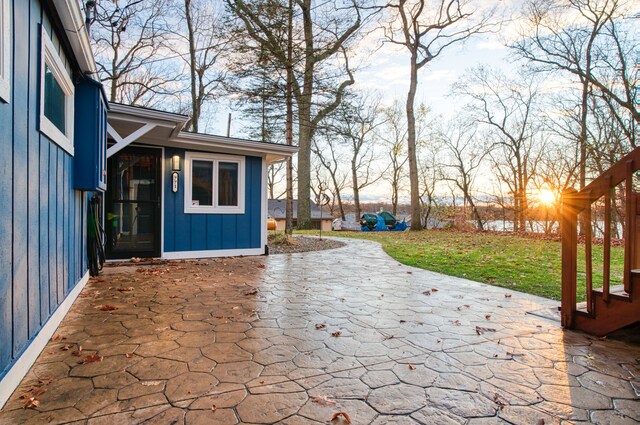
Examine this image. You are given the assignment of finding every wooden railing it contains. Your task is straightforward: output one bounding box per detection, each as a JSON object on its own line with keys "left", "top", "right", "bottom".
{"left": 560, "top": 148, "right": 640, "bottom": 329}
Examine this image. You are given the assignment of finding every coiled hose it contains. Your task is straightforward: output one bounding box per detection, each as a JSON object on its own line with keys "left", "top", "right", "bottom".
{"left": 88, "top": 195, "right": 106, "bottom": 276}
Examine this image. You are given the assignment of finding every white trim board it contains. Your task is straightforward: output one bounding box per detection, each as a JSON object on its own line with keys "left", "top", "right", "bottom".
{"left": 0, "top": 271, "right": 90, "bottom": 409}
{"left": 163, "top": 248, "right": 263, "bottom": 260}
{"left": 260, "top": 158, "right": 267, "bottom": 253}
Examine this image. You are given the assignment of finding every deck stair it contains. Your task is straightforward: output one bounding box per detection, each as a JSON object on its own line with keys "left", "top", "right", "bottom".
{"left": 561, "top": 148, "right": 640, "bottom": 336}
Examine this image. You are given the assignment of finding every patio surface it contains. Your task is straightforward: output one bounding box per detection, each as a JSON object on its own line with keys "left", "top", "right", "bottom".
{"left": 1, "top": 238, "right": 639, "bottom": 424}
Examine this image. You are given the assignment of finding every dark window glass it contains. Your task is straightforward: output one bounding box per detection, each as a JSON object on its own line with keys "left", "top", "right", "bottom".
{"left": 192, "top": 160, "right": 213, "bottom": 206}
{"left": 44, "top": 64, "right": 66, "bottom": 134}
{"left": 218, "top": 162, "right": 238, "bottom": 206}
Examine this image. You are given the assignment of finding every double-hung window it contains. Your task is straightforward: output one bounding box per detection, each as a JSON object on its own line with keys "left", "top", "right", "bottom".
{"left": 40, "top": 27, "right": 74, "bottom": 155}
{"left": 184, "top": 152, "right": 245, "bottom": 214}
{"left": 0, "top": 0, "right": 10, "bottom": 102}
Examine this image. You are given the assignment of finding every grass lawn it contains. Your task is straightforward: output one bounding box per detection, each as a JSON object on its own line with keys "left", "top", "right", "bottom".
{"left": 295, "top": 229, "right": 624, "bottom": 302}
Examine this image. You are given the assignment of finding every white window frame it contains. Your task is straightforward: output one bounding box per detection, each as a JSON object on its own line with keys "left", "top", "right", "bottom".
{"left": 0, "top": 0, "right": 10, "bottom": 102}
{"left": 184, "top": 152, "right": 245, "bottom": 214}
{"left": 40, "top": 27, "right": 74, "bottom": 155}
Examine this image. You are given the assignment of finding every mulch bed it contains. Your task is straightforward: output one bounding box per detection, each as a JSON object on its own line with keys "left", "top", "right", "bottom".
{"left": 268, "top": 235, "right": 345, "bottom": 255}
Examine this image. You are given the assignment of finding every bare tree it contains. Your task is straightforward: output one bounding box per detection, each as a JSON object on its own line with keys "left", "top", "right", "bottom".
{"left": 227, "top": 0, "right": 377, "bottom": 228}
{"left": 383, "top": 0, "right": 498, "bottom": 230}
{"left": 311, "top": 136, "right": 350, "bottom": 220}
{"left": 378, "top": 101, "right": 409, "bottom": 215}
{"left": 512, "top": 0, "right": 640, "bottom": 190}
{"left": 91, "top": 0, "right": 178, "bottom": 106}
{"left": 454, "top": 67, "right": 543, "bottom": 231}
{"left": 174, "top": 0, "right": 229, "bottom": 132}
{"left": 267, "top": 162, "right": 287, "bottom": 199}
{"left": 437, "top": 119, "right": 489, "bottom": 230}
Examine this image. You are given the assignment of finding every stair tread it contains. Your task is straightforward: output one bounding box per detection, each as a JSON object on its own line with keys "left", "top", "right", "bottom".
{"left": 592, "top": 285, "right": 629, "bottom": 296}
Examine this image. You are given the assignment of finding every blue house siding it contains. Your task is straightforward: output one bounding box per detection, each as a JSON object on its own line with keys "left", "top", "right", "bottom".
{"left": 163, "top": 149, "right": 263, "bottom": 253}
{"left": 0, "top": 0, "right": 89, "bottom": 381}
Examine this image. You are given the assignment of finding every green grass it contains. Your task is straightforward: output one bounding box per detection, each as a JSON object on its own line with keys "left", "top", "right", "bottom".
{"left": 296, "top": 229, "right": 624, "bottom": 302}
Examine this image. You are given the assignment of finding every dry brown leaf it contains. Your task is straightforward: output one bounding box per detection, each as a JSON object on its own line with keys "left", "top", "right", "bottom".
{"left": 50, "top": 334, "right": 66, "bottom": 342}
{"left": 485, "top": 314, "right": 491, "bottom": 320}
{"left": 23, "top": 397, "right": 40, "bottom": 409}
{"left": 399, "top": 320, "right": 406, "bottom": 323}
{"left": 78, "top": 354, "right": 103, "bottom": 364}
{"left": 453, "top": 320, "right": 461, "bottom": 326}
{"left": 244, "top": 289, "right": 258, "bottom": 296}
{"left": 71, "top": 346, "right": 83, "bottom": 357}
{"left": 331, "top": 411, "right": 352, "bottom": 424}
{"left": 431, "top": 287, "right": 439, "bottom": 292}
{"left": 422, "top": 290, "right": 431, "bottom": 296}
{"left": 331, "top": 330, "right": 342, "bottom": 337}
{"left": 475, "top": 326, "right": 497, "bottom": 335}
{"left": 96, "top": 305, "right": 118, "bottom": 311}
{"left": 211, "top": 404, "right": 217, "bottom": 412}
{"left": 125, "top": 353, "right": 134, "bottom": 358}
{"left": 383, "top": 335, "right": 394, "bottom": 340}
{"left": 408, "top": 364, "right": 416, "bottom": 370}
{"left": 60, "top": 344, "right": 73, "bottom": 351}
{"left": 536, "top": 420, "right": 545, "bottom": 425}
{"left": 311, "top": 395, "right": 337, "bottom": 406}
{"left": 257, "top": 264, "right": 266, "bottom": 269}
{"left": 504, "top": 294, "right": 512, "bottom": 298}
{"left": 315, "top": 323, "right": 327, "bottom": 330}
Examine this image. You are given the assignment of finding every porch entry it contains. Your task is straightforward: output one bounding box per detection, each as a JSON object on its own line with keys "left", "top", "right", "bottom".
{"left": 105, "top": 146, "right": 161, "bottom": 259}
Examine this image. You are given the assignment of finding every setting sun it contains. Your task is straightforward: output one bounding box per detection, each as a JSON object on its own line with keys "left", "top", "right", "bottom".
{"left": 538, "top": 189, "right": 556, "bottom": 206}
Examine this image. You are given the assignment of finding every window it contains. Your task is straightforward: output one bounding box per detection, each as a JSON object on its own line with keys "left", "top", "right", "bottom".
{"left": 184, "top": 152, "right": 245, "bottom": 214}
{"left": 40, "top": 27, "right": 74, "bottom": 155}
{"left": 0, "top": 0, "right": 10, "bottom": 102}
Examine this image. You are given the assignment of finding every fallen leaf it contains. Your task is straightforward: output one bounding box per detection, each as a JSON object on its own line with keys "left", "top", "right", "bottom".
{"left": 257, "top": 264, "right": 266, "bottom": 269}
{"left": 141, "top": 381, "right": 163, "bottom": 386}
{"left": 485, "top": 314, "right": 491, "bottom": 320}
{"left": 504, "top": 294, "right": 512, "bottom": 298}
{"left": 488, "top": 278, "right": 496, "bottom": 283}
{"left": 383, "top": 335, "right": 394, "bottom": 340}
{"left": 125, "top": 353, "right": 134, "bottom": 358}
{"left": 422, "top": 290, "right": 431, "bottom": 296}
{"left": 244, "top": 289, "right": 258, "bottom": 296}
{"left": 23, "top": 397, "right": 40, "bottom": 409}
{"left": 406, "top": 271, "right": 413, "bottom": 274}
{"left": 536, "top": 420, "right": 545, "bottom": 425}
{"left": 315, "top": 323, "right": 327, "bottom": 330}
{"left": 51, "top": 334, "right": 66, "bottom": 342}
{"left": 475, "top": 326, "right": 497, "bottom": 335}
{"left": 311, "top": 395, "right": 337, "bottom": 406}
{"left": 96, "top": 305, "right": 118, "bottom": 311}
{"left": 331, "top": 330, "right": 342, "bottom": 337}
{"left": 211, "top": 404, "right": 217, "bottom": 412}
{"left": 408, "top": 363, "right": 416, "bottom": 370}
{"left": 431, "top": 288, "right": 439, "bottom": 292}
{"left": 453, "top": 320, "right": 461, "bottom": 326}
{"left": 71, "top": 346, "right": 83, "bottom": 357}
{"left": 331, "top": 411, "right": 352, "bottom": 424}
{"left": 399, "top": 320, "right": 406, "bottom": 323}
{"left": 60, "top": 345, "right": 73, "bottom": 351}
{"left": 78, "top": 354, "right": 103, "bottom": 364}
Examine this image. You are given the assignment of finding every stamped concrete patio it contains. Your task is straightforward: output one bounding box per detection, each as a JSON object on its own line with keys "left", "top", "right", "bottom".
{"left": 1, "top": 238, "right": 639, "bottom": 424}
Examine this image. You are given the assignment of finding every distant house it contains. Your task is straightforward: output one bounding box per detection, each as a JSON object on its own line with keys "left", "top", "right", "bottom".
{"left": 0, "top": 0, "right": 109, "bottom": 406}
{"left": 268, "top": 199, "right": 333, "bottom": 231}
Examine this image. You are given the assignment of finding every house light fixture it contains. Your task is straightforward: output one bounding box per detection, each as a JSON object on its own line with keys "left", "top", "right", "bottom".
{"left": 171, "top": 154, "right": 180, "bottom": 193}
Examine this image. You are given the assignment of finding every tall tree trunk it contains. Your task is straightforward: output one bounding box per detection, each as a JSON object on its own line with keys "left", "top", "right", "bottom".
{"left": 406, "top": 54, "right": 422, "bottom": 230}
{"left": 185, "top": 0, "right": 199, "bottom": 132}
{"left": 285, "top": 0, "right": 294, "bottom": 235}
{"left": 352, "top": 160, "right": 361, "bottom": 219}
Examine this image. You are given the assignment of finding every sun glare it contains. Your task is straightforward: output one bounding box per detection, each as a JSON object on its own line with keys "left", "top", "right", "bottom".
{"left": 538, "top": 189, "right": 556, "bottom": 206}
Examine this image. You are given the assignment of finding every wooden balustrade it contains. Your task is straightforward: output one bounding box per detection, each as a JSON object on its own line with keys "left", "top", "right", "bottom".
{"left": 561, "top": 148, "right": 640, "bottom": 331}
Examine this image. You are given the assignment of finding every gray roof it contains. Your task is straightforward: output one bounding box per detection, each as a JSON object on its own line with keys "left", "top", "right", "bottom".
{"left": 268, "top": 199, "right": 331, "bottom": 220}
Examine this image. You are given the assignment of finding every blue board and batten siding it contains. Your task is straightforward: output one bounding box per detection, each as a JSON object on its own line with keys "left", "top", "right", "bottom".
{"left": 164, "top": 149, "right": 263, "bottom": 253}
{"left": 0, "top": 0, "right": 89, "bottom": 380}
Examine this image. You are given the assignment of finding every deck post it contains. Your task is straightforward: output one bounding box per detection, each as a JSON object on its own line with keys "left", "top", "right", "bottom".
{"left": 561, "top": 188, "right": 579, "bottom": 328}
